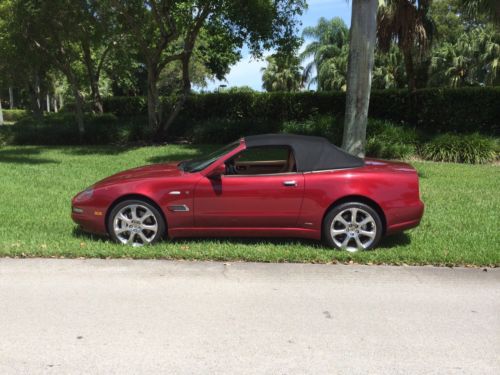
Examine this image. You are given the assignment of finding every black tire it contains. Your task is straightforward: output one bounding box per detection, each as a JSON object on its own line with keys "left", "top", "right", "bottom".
{"left": 323, "top": 202, "right": 383, "bottom": 251}
{"left": 107, "top": 199, "right": 166, "bottom": 246}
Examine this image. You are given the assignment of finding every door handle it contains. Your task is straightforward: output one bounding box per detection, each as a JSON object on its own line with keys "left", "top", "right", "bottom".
{"left": 283, "top": 180, "right": 297, "bottom": 187}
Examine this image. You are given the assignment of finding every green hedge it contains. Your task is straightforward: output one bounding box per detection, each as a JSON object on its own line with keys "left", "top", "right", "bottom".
{"left": 94, "top": 87, "right": 499, "bottom": 136}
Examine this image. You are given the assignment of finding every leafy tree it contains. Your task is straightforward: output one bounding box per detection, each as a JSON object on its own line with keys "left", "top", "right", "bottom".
{"left": 261, "top": 54, "right": 303, "bottom": 92}
{"left": 377, "top": 0, "right": 435, "bottom": 91}
{"left": 111, "top": 0, "right": 306, "bottom": 138}
{"left": 1, "top": 0, "right": 51, "bottom": 116}
{"left": 343, "top": 0, "right": 378, "bottom": 157}
{"left": 301, "top": 17, "right": 349, "bottom": 91}
{"left": 11, "top": 0, "right": 119, "bottom": 134}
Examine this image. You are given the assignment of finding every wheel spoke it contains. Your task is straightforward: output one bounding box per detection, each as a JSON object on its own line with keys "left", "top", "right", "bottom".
{"left": 354, "top": 236, "right": 365, "bottom": 249}
{"left": 139, "top": 232, "right": 152, "bottom": 244}
{"left": 142, "top": 224, "right": 158, "bottom": 233}
{"left": 331, "top": 229, "right": 347, "bottom": 237}
{"left": 359, "top": 229, "right": 375, "bottom": 238}
{"left": 126, "top": 233, "right": 136, "bottom": 245}
{"left": 140, "top": 209, "right": 154, "bottom": 223}
{"left": 115, "top": 227, "right": 129, "bottom": 235}
{"left": 130, "top": 205, "right": 139, "bottom": 220}
{"left": 119, "top": 213, "right": 131, "bottom": 224}
{"left": 358, "top": 217, "right": 373, "bottom": 227}
{"left": 341, "top": 236, "right": 350, "bottom": 249}
{"left": 350, "top": 208, "right": 358, "bottom": 224}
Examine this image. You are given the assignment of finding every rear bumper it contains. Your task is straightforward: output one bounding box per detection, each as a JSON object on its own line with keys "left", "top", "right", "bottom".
{"left": 386, "top": 200, "right": 424, "bottom": 235}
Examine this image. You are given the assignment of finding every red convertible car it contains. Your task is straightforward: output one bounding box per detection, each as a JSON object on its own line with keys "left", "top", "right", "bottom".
{"left": 72, "top": 134, "right": 424, "bottom": 252}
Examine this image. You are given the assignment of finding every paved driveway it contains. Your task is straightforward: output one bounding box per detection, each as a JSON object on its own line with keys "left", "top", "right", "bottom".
{"left": 0, "top": 259, "right": 498, "bottom": 374}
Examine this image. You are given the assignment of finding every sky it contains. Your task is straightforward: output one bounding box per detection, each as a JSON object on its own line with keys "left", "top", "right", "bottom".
{"left": 204, "top": 0, "right": 352, "bottom": 92}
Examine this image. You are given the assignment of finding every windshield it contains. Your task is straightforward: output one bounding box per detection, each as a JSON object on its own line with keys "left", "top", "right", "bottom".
{"left": 178, "top": 141, "right": 240, "bottom": 173}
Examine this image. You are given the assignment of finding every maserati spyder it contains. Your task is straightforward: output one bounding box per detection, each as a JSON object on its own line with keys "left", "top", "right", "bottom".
{"left": 72, "top": 134, "right": 424, "bottom": 252}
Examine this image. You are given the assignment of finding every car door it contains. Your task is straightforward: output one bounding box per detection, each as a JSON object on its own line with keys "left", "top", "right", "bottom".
{"left": 193, "top": 173, "right": 305, "bottom": 228}
{"left": 193, "top": 146, "right": 305, "bottom": 228}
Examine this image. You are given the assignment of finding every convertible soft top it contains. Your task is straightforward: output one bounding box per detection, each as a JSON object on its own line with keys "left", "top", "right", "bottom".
{"left": 244, "top": 134, "right": 364, "bottom": 172}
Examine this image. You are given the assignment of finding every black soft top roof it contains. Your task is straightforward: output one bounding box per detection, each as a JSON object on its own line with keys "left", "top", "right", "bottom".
{"left": 244, "top": 134, "right": 364, "bottom": 172}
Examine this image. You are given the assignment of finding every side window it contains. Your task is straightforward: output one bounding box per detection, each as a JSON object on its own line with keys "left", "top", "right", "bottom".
{"left": 225, "top": 146, "right": 296, "bottom": 175}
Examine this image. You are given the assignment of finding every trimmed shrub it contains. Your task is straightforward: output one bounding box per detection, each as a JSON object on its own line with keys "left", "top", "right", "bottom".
{"left": 282, "top": 114, "right": 343, "bottom": 145}
{"left": 420, "top": 133, "right": 498, "bottom": 164}
{"left": 365, "top": 119, "right": 421, "bottom": 159}
{"left": 2, "top": 109, "right": 30, "bottom": 122}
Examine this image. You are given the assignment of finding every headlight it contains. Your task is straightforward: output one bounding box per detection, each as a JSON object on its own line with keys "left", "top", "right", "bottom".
{"left": 74, "top": 187, "right": 94, "bottom": 202}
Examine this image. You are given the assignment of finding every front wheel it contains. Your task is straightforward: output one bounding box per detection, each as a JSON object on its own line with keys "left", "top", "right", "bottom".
{"left": 323, "top": 202, "right": 383, "bottom": 252}
{"left": 108, "top": 199, "right": 166, "bottom": 247}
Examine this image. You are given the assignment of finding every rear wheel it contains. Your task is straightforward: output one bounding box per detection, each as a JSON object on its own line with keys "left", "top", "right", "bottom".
{"left": 108, "top": 199, "right": 166, "bottom": 247}
{"left": 323, "top": 202, "right": 382, "bottom": 252}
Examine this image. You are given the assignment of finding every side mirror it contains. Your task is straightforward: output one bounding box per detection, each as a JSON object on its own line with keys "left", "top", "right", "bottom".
{"left": 208, "top": 164, "right": 225, "bottom": 179}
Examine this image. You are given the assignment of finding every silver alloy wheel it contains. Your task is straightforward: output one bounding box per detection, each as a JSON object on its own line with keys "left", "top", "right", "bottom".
{"left": 112, "top": 204, "right": 159, "bottom": 247}
{"left": 330, "top": 207, "right": 377, "bottom": 252}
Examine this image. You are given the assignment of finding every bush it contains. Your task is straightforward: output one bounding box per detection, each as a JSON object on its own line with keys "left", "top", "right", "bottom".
{"left": 190, "top": 118, "right": 282, "bottom": 144}
{"left": 10, "top": 113, "right": 126, "bottom": 145}
{"left": 103, "top": 96, "right": 148, "bottom": 117}
{"left": 365, "top": 119, "right": 420, "bottom": 159}
{"left": 420, "top": 133, "right": 498, "bottom": 164}
{"left": 2, "top": 109, "right": 30, "bottom": 122}
{"left": 282, "top": 114, "right": 343, "bottom": 145}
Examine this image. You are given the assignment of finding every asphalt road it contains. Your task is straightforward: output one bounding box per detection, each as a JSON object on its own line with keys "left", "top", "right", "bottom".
{"left": 0, "top": 259, "right": 498, "bottom": 374}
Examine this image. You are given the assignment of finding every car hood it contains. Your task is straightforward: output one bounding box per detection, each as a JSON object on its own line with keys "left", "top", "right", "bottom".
{"left": 95, "top": 162, "right": 185, "bottom": 187}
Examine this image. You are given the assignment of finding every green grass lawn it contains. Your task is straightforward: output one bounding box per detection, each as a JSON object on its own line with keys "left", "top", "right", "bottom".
{"left": 0, "top": 145, "right": 498, "bottom": 266}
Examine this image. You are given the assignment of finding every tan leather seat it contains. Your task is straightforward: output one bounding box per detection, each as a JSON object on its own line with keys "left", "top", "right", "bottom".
{"left": 287, "top": 151, "right": 296, "bottom": 172}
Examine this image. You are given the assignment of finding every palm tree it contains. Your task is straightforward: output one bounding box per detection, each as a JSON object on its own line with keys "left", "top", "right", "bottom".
{"left": 372, "top": 45, "right": 406, "bottom": 89}
{"left": 300, "top": 17, "right": 349, "bottom": 91}
{"left": 342, "top": 0, "right": 378, "bottom": 157}
{"left": 458, "top": 0, "right": 500, "bottom": 24}
{"left": 431, "top": 25, "right": 500, "bottom": 86}
{"left": 261, "top": 54, "right": 303, "bottom": 92}
{"left": 377, "top": 0, "right": 435, "bottom": 91}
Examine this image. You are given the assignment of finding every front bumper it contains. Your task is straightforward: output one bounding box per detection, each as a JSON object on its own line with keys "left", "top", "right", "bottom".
{"left": 71, "top": 206, "right": 108, "bottom": 235}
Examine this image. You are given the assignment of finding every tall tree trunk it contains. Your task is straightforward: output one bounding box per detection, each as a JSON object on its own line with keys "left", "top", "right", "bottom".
{"left": 29, "top": 75, "right": 43, "bottom": 118}
{"left": 403, "top": 50, "right": 416, "bottom": 92}
{"left": 59, "top": 94, "right": 64, "bottom": 110}
{"left": 53, "top": 97, "right": 58, "bottom": 113}
{"left": 146, "top": 63, "right": 161, "bottom": 134}
{"left": 9, "top": 87, "right": 14, "bottom": 109}
{"left": 35, "top": 74, "right": 42, "bottom": 114}
{"left": 161, "top": 56, "right": 192, "bottom": 137}
{"left": 342, "top": 0, "right": 378, "bottom": 157}
{"left": 0, "top": 96, "right": 4, "bottom": 126}
{"left": 46, "top": 94, "right": 51, "bottom": 113}
{"left": 66, "top": 68, "right": 85, "bottom": 136}
{"left": 82, "top": 41, "right": 104, "bottom": 114}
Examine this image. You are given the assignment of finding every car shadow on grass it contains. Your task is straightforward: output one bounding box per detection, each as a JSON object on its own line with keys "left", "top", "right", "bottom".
{"left": 0, "top": 147, "right": 60, "bottom": 165}
{"left": 72, "top": 227, "right": 109, "bottom": 242}
{"left": 377, "top": 232, "right": 411, "bottom": 249}
{"left": 73, "top": 226, "right": 412, "bottom": 252}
